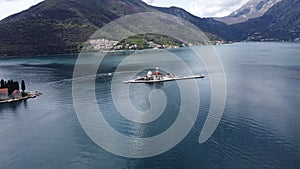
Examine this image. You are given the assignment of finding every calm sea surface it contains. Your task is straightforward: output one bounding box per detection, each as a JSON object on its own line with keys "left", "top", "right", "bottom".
{"left": 0, "top": 42, "right": 299, "bottom": 169}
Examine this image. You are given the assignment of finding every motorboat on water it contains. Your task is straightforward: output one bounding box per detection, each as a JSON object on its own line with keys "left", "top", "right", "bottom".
{"left": 123, "top": 67, "right": 205, "bottom": 84}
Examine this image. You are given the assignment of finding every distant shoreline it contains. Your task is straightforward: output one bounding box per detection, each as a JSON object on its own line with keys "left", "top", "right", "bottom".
{"left": 0, "top": 41, "right": 299, "bottom": 58}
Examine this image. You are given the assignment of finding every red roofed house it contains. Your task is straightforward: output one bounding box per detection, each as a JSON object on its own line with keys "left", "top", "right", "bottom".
{"left": 0, "top": 88, "right": 9, "bottom": 101}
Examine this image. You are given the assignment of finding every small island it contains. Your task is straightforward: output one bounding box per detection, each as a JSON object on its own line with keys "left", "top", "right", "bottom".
{"left": 0, "top": 79, "right": 42, "bottom": 104}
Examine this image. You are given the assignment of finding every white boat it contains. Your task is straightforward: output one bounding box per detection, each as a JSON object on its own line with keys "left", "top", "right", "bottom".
{"left": 123, "top": 67, "right": 205, "bottom": 84}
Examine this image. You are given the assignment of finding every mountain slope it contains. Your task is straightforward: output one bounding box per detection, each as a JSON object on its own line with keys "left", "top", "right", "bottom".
{"left": 216, "top": 0, "right": 282, "bottom": 25}
{"left": 153, "top": 6, "right": 241, "bottom": 41}
{"left": 0, "top": 0, "right": 231, "bottom": 57}
{"left": 0, "top": 0, "right": 299, "bottom": 56}
{"left": 231, "top": 0, "right": 300, "bottom": 41}
{"left": 0, "top": 0, "right": 153, "bottom": 56}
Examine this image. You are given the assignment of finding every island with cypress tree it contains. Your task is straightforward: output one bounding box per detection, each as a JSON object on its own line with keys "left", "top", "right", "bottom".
{"left": 0, "top": 79, "right": 42, "bottom": 104}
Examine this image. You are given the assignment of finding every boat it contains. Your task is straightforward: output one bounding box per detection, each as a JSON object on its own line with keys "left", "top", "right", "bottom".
{"left": 123, "top": 67, "right": 205, "bottom": 84}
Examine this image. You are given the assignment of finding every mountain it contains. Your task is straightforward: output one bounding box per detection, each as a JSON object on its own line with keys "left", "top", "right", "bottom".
{"left": 0, "top": 0, "right": 230, "bottom": 57}
{"left": 216, "top": 0, "right": 282, "bottom": 25}
{"left": 230, "top": 0, "right": 300, "bottom": 41}
{"left": 0, "top": 0, "right": 299, "bottom": 56}
{"left": 0, "top": 0, "right": 153, "bottom": 56}
{"left": 153, "top": 6, "right": 241, "bottom": 41}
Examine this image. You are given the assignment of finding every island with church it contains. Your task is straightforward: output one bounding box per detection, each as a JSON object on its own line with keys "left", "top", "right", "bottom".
{"left": 0, "top": 79, "right": 42, "bottom": 104}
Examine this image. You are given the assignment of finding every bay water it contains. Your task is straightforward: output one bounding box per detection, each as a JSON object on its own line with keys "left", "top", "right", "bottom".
{"left": 0, "top": 42, "right": 299, "bottom": 169}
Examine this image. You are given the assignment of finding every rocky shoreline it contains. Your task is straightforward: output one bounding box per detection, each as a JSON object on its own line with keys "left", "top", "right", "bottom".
{"left": 0, "top": 91, "right": 42, "bottom": 104}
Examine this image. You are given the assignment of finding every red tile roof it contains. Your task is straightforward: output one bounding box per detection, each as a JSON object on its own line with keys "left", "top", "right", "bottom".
{"left": 12, "top": 90, "right": 20, "bottom": 94}
{"left": 0, "top": 88, "right": 8, "bottom": 93}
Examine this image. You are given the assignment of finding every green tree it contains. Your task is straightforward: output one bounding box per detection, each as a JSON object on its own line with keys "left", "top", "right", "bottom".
{"left": 7, "top": 80, "right": 13, "bottom": 95}
{"left": 0, "top": 79, "right": 4, "bottom": 88}
{"left": 21, "top": 80, "right": 26, "bottom": 93}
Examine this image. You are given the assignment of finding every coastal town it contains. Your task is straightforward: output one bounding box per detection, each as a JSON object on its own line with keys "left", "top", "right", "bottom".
{"left": 0, "top": 79, "right": 41, "bottom": 104}
{"left": 83, "top": 33, "right": 228, "bottom": 52}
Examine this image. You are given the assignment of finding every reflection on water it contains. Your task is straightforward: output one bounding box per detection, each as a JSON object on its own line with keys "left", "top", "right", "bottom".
{"left": 0, "top": 43, "right": 299, "bottom": 169}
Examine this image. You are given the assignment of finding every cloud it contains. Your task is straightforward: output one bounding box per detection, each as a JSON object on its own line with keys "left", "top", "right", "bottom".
{"left": 0, "top": 0, "right": 44, "bottom": 20}
{"left": 142, "top": 0, "right": 250, "bottom": 17}
{"left": 0, "top": 0, "right": 15, "bottom": 1}
{"left": 143, "top": 0, "right": 154, "bottom": 4}
{"left": 188, "top": 0, "right": 250, "bottom": 17}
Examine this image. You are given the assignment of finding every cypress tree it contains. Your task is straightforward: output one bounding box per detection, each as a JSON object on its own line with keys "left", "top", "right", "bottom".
{"left": 21, "top": 80, "right": 26, "bottom": 93}
{"left": 0, "top": 79, "right": 4, "bottom": 88}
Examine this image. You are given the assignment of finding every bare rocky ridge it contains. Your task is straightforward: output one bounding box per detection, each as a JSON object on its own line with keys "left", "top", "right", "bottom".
{"left": 230, "top": 0, "right": 300, "bottom": 41}
{"left": 216, "top": 0, "right": 282, "bottom": 25}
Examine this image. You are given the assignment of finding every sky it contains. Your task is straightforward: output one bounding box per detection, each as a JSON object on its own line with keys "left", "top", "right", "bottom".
{"left": 0, "top": 0, "right": 250, "bottom": 20}
{"left": 0, "top": 0, "right": 44, "bottom": 20}
{"left": 142, "top": 0, "right": 250, "bottom": 17}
